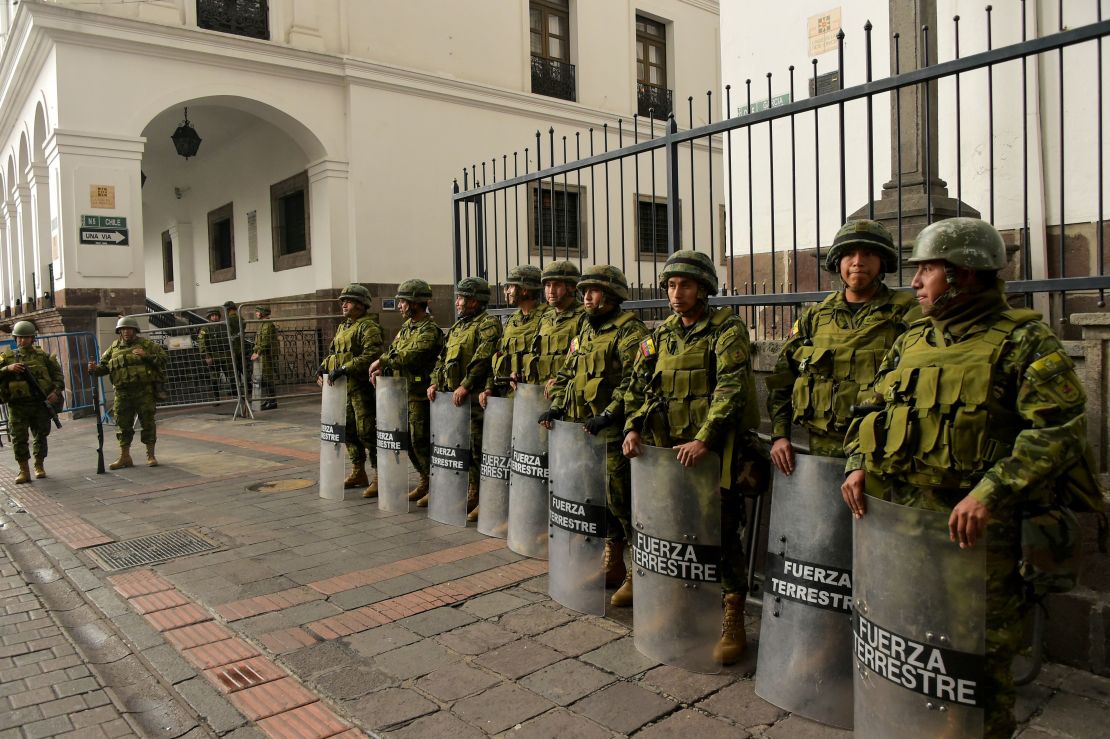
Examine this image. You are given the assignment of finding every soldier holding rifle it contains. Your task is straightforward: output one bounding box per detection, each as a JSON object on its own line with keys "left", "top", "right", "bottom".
{"left": 0, "top": 321, "right": 64, "bottom": 483}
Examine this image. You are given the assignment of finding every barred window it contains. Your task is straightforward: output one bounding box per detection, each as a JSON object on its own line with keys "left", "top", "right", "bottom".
{"left": 636, "top": 196, "right": 677, "bottom": 257}
{"left": 197, "top": 0, "right": 270, "bottom": 41}
{"left": 208, "top": 203, "right": 236, "bottom": 283}
{"left": 271, "top": 171, "right": 311, "bottom": 271}
{"left": 162, "top": 230, "right": 174, "bottom": 292}
{"left": 529, "top": 182, "right": 587, "bottom": 258}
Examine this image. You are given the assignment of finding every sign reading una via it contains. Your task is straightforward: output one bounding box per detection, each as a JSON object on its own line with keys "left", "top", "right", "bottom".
{"left": 80, "top": 215, "right": 128, "bottom": 245}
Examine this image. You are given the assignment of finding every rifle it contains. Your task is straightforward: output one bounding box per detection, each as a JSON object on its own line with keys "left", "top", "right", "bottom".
{"left": 21, "top": 368, "right": 61, "bottom": 429}
{"left": 92, "top": 380, "right": 105, "bottom": 474}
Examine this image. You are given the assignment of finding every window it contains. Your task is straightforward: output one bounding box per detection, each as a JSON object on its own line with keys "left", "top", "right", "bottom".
{"left": 529, "top": 182, "right": 587, "bottom": 257}
{"left": 197, "top": 0, "right": 269, "bottom": 40}
{"left": 208, "top": 203, "right": 235, "bottom": 283}
{"left": 636, "top": 195, "right": 677, "bottom": 258}
{"left": 161, "top": 230, "right": 174, "bottom": 293}
{"left": 271, "top": 172, "right": 310, "bottom": 271}
{"left": 530, "top": 0, "right": 575, "bottom": 101}
{"left": 637, "top": 16, "right": 671, "bottom": 120}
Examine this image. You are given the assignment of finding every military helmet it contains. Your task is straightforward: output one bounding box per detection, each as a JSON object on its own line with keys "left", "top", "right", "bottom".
{"left": 577, "top": 264, "right": 630, "bottom": 302}
{"left": 11, "top": 321, "right": 36, "bottom": 337}
{"left": 505, "top": 264, "right": 543, "bottom": 291}
{"left": 908, "top": 217, "right": 1008, "bottom": 271}
{"left": 826, "top": 219, "right": 898, "bottom": 273}
{"left": 206, "top": 307, "right": 222, "bottom": 318}
{"left": 115, "top": 316, "right": 141, "bottom": 333}
{"left": 255, "top": 304, "right": 272, "bottom": 316}
{"left": 658, "top": 249, "right": 719, "bottom": 295}
{"left": 541, "top": 260, "right": 580, "bottom": 285}
{"left": 396, "top": 278, "right": 433, "bottom": 302}
{"left": 223, "top": 300, "right": 237, "bottom": 310}
{"left": 455, "top": 276, "right": 492, "bottom": 303}
{"left": 338, "top": 283, "right": 373, "bottom": 307}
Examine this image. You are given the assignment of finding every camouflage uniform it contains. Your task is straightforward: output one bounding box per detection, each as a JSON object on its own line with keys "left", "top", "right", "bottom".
{"left": 489, "top": 265, "right": 549, "bottom": 394}
{"left": 91, "top": 334, "right": 167, "bottom": 448}
{"left": 253, "top": 312, "right": 278, "bottom": 404}
{"left": 196, "top": 315, "right": 235, "bottom": 399}
{"left": 0, "top": 345, "right": 64, "bottom": 463}
{"left": 844, "top": 219, "right": 1093, "bottom": 738}
{"left": 324, "top": 312, "right": 384, "bottom": 468}
{"left": 431, "top": 292, "right": 502, "bottom": 488}
{"left": 766, "top": 285, "right": 916, "bottom": 456}
{"left": 528, "top": 301, "right": 587, "bottom": 383}
{"left": 379, "top": 314, "right": 445, "bottom": 477}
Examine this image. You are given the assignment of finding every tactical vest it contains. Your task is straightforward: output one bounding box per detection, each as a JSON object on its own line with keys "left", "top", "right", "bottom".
{"left": 857, "top": 309, "right": 1040, "bottom": 487}
{"left": 391, "top": 318, "right": 445, "bottom": 396}
{"left": 106, "top": 340, "right": 156, "bottom": 388}
{"left": 790, "top": 292, "right": 913, "bottom": 433}
{"left": 0, "top": 348, "right": 55, "bottom": 402}
{"left": 328, "top": 316, "right": 378, "bottom": 386}
{"left": 492, "top": 306, "right": 547, "bottom": 380}
{"left": 648, "top": 309, "right": 759, "bottom": 443}
{"left": 531, "top": 305, "right": 584, "bottom": 382}
{"left": 564, "top": 311, "right": 638, "bottom": 422}
{"left": 441, "top": 313, "right": 490, "bottom": 390}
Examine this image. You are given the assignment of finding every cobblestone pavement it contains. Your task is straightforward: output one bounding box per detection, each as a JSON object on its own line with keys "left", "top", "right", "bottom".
{"left": 0, "top": 399, "right": 1108, "bottom": 738}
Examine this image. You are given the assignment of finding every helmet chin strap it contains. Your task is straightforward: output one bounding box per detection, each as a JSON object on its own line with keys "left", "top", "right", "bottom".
{"left": 922, "top": 266, "right": 964, "bottom": 317}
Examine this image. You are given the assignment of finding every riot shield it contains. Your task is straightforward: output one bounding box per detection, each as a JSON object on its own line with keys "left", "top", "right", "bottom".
{"left": 477, "top": 396, "right": 513, "bottom": 538}
{"left": 319, "top": 377, "right": 351, "bottom": 500}
{"left": 507, "top": 383, "right": 550, "bottom": 559}
{"left": 547, "top": 420, "right": 607, "bottom": 615}
{"left": 631, "top": 444, "right": 722, "bottom": 674}
{"left": 428, "top": 394, "right": 470, "bottom": 526}
{"left": 755, "top": 455, "right": 854, "bottom": 729}
{"left": 375, "top": 377, "right": 410, "bottom": 514}
{"left": 854, "top": 497, "right": 986, "bottom": 739}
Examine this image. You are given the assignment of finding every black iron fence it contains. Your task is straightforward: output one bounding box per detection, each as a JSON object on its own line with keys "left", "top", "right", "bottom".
{"left": 453, "top": 2, "right": 1110, "bottom": 338}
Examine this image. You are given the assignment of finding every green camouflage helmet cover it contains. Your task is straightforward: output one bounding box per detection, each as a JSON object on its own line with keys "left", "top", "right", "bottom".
{"left": 396, "top": 278, "right": 433, "bottom": 302}
{"left": 255, "top": 304, "right": 272, "bottom": 316}
{"left": 223, "top": 300, "right": 237, "bottom": 310}
{"left": 455, "top": 276, "right": 492, "bottom": 303}
{"left": 115, "top": 316, "right": 141, "bottom": 332}
{"left": 11, "top": 321, "right": 36, "bottom": 337}
{"left": 658, "top": 249, "right": 719, "bottom": 295}
{"left": 541, "top": 260, "right": 581, "bottom": 285}
{"left": 338, "top": 283, "right": 373, "bottom": 307}
{"left": 505, "top": 264, "right": 543, "bottom": 291}
{"left": 907, "top": 217, "right": 1008, "bottom": 271}
{"left": 577, "top": 264, "right": 629, "bottom": 302}
{"left": 826, "top": 219, "right": 898, "bottom": 273}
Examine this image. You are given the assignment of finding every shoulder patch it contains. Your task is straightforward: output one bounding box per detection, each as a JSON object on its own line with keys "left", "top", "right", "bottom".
{"left": 640, "top": 337, "right": 656, "bottom": 358}
{"left": 570, "top": 336, "right": 580, "bottom": 354}
{"left": 1026, "top": 350, "right": 1074, "bottom": 383}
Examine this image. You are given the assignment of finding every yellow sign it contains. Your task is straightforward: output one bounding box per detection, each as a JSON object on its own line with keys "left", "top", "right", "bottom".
{"left": 89, "top": 184, "right": 115, "bottom": 209}
{"left": 808, "top": 8, "right": 842, "bottom": 57}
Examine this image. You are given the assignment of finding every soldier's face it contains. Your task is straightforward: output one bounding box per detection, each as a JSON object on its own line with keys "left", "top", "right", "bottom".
{"left": 398, "top": 299, "right": 413, "bottom": 319}
{"left": 911, "top": 260, "right": 949, "bottom": 308}
{"left": 839, "top": 248, "right": 883, "bottom": 294}
{"left": 15, "top": 335, "right": 34, "bottom": 349}
{"left": 455, "top": 296, "right": 479, "bottom": 318}
{"left": 341, "top": 299, "right": 366, "bottom": 319}
{"left": 118, "top": 328, "right": 137, "bottom": 343}
{"left": 545, "top": 280, "right": 572, "bottom": 308}
{"left": 582, "top": 287, "right": 607, "bottom": 314}
{"left": 504, "top": 284, "right": 519, "bottom": 306}
{"left": 667, "top": 276, "right": 701, "bottom": 315}
{"left": 208, "top": 313, "right": 220, "bottom": 323}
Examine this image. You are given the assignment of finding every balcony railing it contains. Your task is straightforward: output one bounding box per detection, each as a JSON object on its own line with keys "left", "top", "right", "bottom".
{"left": 637, "top": 83, "right": 673, "bottom": 120}
{"left": 531, "top": 56, "right": 576, "bottom": 102}
{"left": 197, "top": 0, "right": 270, "bottom": 41}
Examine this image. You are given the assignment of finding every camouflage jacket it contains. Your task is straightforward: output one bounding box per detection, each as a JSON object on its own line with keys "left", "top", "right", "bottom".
{"left": 91, "top": 337, "right": 166, "bottom": 390}
{"left": 380, "top": 315, "right": 446, "bottom": 398}
{"left": 549, "top": 309, "right": 648, "bottom": 423}
{"left": 0, "top": 346, "right": 64, "bottom": 404}
{"left": 844, "top": 293, "right": 1089, "bottom": 518}
{"left": 253, "top": 321, "right": 277, "bottom": 357}
{"left": 626, "top": 306, "right": 759, "bottom": 449}
{"left": 487, "top": 304, "right": 550, "bottom": 391}
{"left": 196, "top": 321, "right": 230, "bottom": 359}
{"left": 527, "top": 302, "right": 588, "bottom": 383}
{"left": 324, "top": 314, "right": 384, "bottom": 390}
{"left": 765, "top": 285, "right": 916, "bottom": 439}
{"left": 431, "top": 311, "right": 502, "bottom": 392}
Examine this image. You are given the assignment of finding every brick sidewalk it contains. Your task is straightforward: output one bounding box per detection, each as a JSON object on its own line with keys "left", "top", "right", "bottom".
{"left": 1, "top": 400, "right": 1109, "bottom": 737}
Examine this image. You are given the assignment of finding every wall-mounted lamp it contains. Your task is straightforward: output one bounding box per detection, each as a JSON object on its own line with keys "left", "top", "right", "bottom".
{"left": 171, "top": 107, "right": 202, "bottom": 159}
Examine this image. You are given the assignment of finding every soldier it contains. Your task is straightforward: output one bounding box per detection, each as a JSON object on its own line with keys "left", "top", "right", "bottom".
{"left": 318, "top": 284, "right": 383, "bottom": 495}
{"left": 539, "top": 265, "right": 648, "bottom": 601}
{"left": 476, "top": 265, "right": 549, "bottom": 522}
{"left": 250, "top": 305, "right": 278, "bottom": 410}
{"left": 196, "top": 307, "right": 234, "bottom": 402}
{"left": 0, "top": 322, "right": 64, "bottom": 483}
{"left": 529, "top": 260, "right": 587, "bottom": 392}
{"left": 841, "top": 218, "right": 1098, "bottom": 738}
{"left": 369, "top": 279, "right": 445, "bottom": 501}
{"left": 623, "top": 250, "right": 765, "bottom": 665}
{"left": 766, "top": 219, "right": 916, "bottom": 473}
{"left": 88, "top": 316, "right": 167, "bottom": 469}
{"left": 427, "top": 277, "right": 502, "bottom": 511}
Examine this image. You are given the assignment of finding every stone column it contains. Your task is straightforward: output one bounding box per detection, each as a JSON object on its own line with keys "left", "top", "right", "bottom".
{"left": 27, "top": 163, "right": 51, "bottom": 307}
{"left": 168, "top": 222, "right": 195, "bottom": 308}
{"left": 1, "top": 199, "right": 15, "bottom": 317}
{"left": 14, "top": 182, "right": 35, "bottom": 311}
{"left": 307, "top": 159, "right": 351, "bottom": 290}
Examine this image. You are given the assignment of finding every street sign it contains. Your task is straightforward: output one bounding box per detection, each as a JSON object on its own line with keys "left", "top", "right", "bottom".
{"left": 79, "top": 227, "right": 129, "bottom": 245}
{"left": 81, "top": 215, "right": 127, "bottom": 229}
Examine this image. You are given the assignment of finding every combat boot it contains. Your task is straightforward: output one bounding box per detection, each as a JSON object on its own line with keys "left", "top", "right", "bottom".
{"left": 408, "top": 475, "right": 429, "bottom": 502}
{"left": 109, "top": 447, "right": 133, "bottom": 470}
{"left": 713, "top": 593, "right": 747, "bottom": 665}
{"left": 603, "top": 540, "right": 626, "bottom": 587}
{"left": 344, "top": 462, "right": 369, "bottom": 489}
{"left": 33, "top": 458, "right": 46, "bottom": 479}
{"left": 15, "top": 461, "right": 31, "bottom": 484}
{"left": 465, "top": 484, "right": 479, "bottom": 520}
{"left": 416, "top": 491, "right": 430, "bottom": 508}
{"left": 362, "top": 470, "right": 379, "bottom": 499}
{"left": 145, "top": 444, "right": 159, "bottom": 467}
{"left": 610, "top": 571, "right": 633, "bottom": 607}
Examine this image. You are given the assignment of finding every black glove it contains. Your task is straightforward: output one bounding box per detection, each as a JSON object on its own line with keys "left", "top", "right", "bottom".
{"left": 583, "top": 412, "right": 614, "bottom": 435}
{"left": 329, "top": 365, "right": 348, "bottom": 381}
{"left": 538, "top": 407, "right": 564, "bottom": 425}
{"left": 316, "top": 364, "right": 327, "bottom": 378}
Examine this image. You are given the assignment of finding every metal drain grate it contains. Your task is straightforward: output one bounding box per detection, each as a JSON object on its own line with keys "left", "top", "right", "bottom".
{"left": 86, "top": 528, "right": 219, "bottom": 571}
